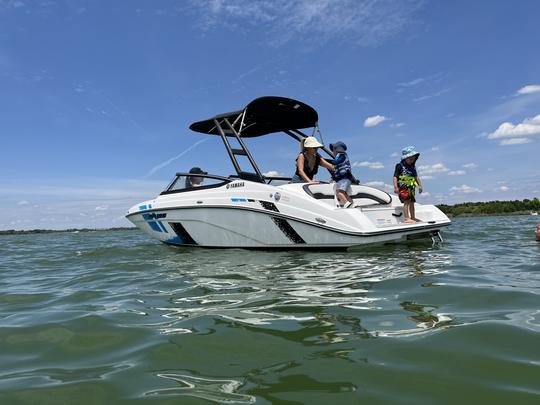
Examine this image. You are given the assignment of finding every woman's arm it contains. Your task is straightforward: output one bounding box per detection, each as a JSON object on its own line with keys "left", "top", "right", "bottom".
{"left": 296, "top": 154, "right": 312, "bottom": 182}
{"left": 319, "top": 157, "right": 335, "bottom": 170}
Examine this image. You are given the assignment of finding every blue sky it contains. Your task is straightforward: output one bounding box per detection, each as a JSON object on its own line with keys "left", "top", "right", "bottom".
{"left": 1, "top": 0, "right": 539, "bottom": 230}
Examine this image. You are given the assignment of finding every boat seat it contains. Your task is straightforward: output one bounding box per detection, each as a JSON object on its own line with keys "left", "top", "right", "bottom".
{"left": 303, "top": 184, "right": 392, "bottom": 205}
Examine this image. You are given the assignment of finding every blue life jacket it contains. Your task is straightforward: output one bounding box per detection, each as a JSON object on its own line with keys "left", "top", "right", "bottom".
{"left": 332, "top": 152, "right": 352, "bottom": 181}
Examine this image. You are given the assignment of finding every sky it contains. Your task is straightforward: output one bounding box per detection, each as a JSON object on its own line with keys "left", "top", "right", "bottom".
{"left": 1, "top": 0, "right": 539, "bottom": 230}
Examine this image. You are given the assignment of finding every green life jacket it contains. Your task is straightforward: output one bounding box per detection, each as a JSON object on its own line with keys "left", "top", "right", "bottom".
{"left": 398, "top": 162, "right": 418, "bottom": 191}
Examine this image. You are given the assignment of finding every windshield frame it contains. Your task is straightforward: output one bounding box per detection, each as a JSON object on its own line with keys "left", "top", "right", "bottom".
{"left": 160, "top": 172, "right": 232, "bottom": 195}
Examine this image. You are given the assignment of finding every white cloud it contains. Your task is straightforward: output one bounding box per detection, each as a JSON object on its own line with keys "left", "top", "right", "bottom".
{"left": 418, "top": 163, "right": 449, "bottom": 174}
{"left": 390, "top": 122, "right": 405, "bottom": 128}
{"left": 364, "top": 181, "right": 384, "bottom": 187}
{"left": 430, "top": 146, "right": 440, "bottom": 151}
{"left": 398, "top": 77, "right": 425, "bottom": 87}
{"left": 190, "top": 0, "right": 424, "bottom": 47}
{"left": 499, "top": 186, "right": 510, "bottom": 192}
{"left": 487, "top": 114, "right": 540, "bottom": 140}
{"left": 364, "top": 181, "right": 394, "bottom": 193}
{"left": 17, "top": 200, "right": 29, "bottom": 205}
{"left": 516, "top": 85, "right": 540, "bottom": 95}
{"left": 462, "top": 163, "right": 478, "bottom": 169}
{"left": 448, "top": 170, "right": 466, "bottom": 176}
{"left": 263, "top": 170, "right": 281, "bottom": 177}
{"left": 422, "top": 175, "right": 435, "bottom": 180}
{"left": 397, "top": 72, "right": 446, "bottom": 90}
{"left": 353, "top": 161, "right": 385, "bottom": 169}
{"left": 0, "top": 176, "right": 170, "bottom": 230}
{"left": 0, "top": 1, "right": 25, "bottom": 11}
{"left": 364, "top": 115, "right": 387, "bottom": 127}
{"left": 420, "top": 191, "right": 431, "bottom": 197}
{"left": 450, "top": 185, "right": 482, "bottom": 194}
{"left": 390, "top": 152, "right": 399, "bottom": 157}
{"left": 500, "top": 138, "right": 532, "bottom": 146}
{"left": 413, "top": 88, "right": 451, "bottom": 102}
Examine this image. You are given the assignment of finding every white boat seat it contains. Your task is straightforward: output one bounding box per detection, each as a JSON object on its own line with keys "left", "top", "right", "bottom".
{"left": 303, "top": 184, "right": 392, "bottom": 205}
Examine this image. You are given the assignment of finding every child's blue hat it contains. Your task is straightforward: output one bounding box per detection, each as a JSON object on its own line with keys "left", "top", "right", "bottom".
{"left": 330, "top": 141, "right": 347, "bottom": 153}
{"left": 401, "top": 146, "right": 420, "bottom": 160}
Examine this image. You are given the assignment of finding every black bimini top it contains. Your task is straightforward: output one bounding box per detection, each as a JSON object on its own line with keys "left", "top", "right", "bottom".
{"left": 189, "top": 96, "right": 318, "bottom": 138}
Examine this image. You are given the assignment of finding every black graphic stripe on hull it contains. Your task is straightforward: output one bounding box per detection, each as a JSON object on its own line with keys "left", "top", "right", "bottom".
{"left": 169, "top": 222, "right": 198, "bottom": 245}
{"left": 259, "top": 201, "right": 279, "bottom": 212}
{"left": 272, "top": 217, "right": 306, "bottom": 244}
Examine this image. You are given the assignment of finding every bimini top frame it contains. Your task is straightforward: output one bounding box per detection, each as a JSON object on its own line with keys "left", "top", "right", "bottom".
{"left": 188, "top": 96, "right": 332, "bottom": 183}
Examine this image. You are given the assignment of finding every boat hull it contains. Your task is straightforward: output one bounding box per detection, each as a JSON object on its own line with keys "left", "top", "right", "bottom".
{"left": 126, "top": 205, "right": 450, "bottom": 249}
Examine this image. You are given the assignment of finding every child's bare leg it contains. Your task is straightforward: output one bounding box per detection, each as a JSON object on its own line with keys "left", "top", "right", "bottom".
{"left": 336, "top": 190, "right": 348, "bottom": 205}
{"left": 403, "top": 201, "right": 410, "bottom": 220}
{"left": 404, "top": 201, "right": 415, "bottom": 223}
{"left": 410, "top": 202, "right": 417, "bottom": 221}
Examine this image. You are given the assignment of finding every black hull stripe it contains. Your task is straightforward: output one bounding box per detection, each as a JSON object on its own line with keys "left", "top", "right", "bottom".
{"left": 272, "top": 217, "right": 306, "bottom": 244}
{"left": 259, "top": 200, "right": 279, "bottom": 212}
{"left": 169, "top": 222, "right": 198, "bottom": 245}
{"left": 127, "top": 205, "right": 450, "bottom": 237}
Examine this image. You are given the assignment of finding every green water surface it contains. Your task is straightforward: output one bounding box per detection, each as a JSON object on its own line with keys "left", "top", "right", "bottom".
{"left": 1, "top": 216, "right": 539, "bottom": 404}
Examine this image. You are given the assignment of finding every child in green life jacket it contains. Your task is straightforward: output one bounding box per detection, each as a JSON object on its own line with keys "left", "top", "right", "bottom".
{"left": 393, "top": 146, "right": 424, "bottom": 224}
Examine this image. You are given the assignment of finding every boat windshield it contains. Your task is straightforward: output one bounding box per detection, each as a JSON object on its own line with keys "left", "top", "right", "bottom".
{"left": 161, "top": 173, "right": 231, "bottom": 195}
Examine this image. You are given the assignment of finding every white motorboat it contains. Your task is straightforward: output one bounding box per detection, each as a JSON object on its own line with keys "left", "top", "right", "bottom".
{"left": 127, "top": 96, "right": 450, "bottom": 249}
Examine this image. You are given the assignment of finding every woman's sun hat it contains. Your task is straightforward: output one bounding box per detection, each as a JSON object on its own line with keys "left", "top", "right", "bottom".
{"left": 303, "top": 136, "right": 324, "bottom": 148}
{"left": 401, "top": 146, "right": 420, "bottom": 160}
{"left": 329, "top": 141, "right": 347, "bottom": 153}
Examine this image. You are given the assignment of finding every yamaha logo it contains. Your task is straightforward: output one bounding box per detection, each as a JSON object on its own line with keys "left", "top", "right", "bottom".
{"left": 227, "top": 182, "right": 245, "bottom": 189}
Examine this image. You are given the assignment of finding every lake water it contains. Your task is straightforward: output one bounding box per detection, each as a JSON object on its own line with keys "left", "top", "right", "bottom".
{"left": 1, "top": 216, "right": 539, "bottom": 404}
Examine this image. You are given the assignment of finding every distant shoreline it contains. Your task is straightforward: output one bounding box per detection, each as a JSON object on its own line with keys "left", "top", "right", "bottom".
{"left": 437, "top": 199, "right": 539, "bottom": 218}
{"left": 0, "top": 227, "right": 137, "bottom": 235}
{"left": 446, "top": 211, "right": 537, "bottom": 218}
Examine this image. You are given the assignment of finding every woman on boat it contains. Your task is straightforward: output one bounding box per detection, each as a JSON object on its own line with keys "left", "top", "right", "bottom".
{"left": 291, "top": 136, "right": 335, "bottom": 183}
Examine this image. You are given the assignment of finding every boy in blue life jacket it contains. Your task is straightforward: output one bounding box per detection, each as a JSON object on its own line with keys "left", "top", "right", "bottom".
{"left": 329, "top": 142, "right": 356, "bottom": 208}
{"left": 393, "top": 146, "right": 424, "bottom": 223}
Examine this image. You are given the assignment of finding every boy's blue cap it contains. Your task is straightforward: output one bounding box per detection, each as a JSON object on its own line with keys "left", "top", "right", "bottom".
{"left": 401, "top": 146, "right": 420, "bottom": 160}
{"left": 330, "top": 141, "right": 347, "bottom": 153}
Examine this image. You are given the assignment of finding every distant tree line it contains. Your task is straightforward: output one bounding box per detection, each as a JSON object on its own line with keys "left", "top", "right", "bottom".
{"left": 437, "top": 198, "right": 540, "bottom": 216}
{"left": 0, "top": 227, "right": 137, "bottom": 235}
